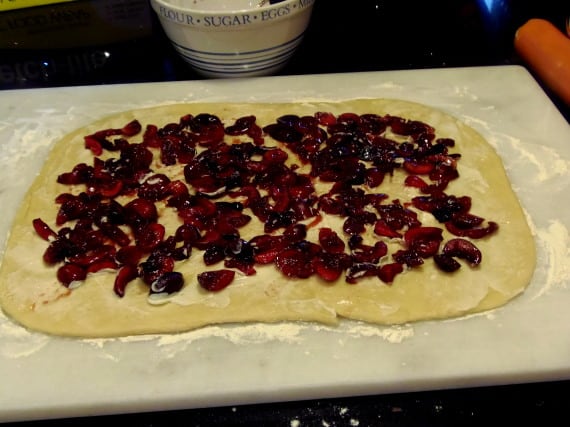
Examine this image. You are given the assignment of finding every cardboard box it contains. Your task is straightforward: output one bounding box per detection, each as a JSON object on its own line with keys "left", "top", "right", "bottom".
{"left": 0, "top": 0, "right": 153, "bottom": 49}
{"left": 0, "top": 1, "right": 77, "bottom": 12}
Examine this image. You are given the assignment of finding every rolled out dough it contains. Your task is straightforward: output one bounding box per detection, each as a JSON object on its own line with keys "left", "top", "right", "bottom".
{"left": 0, "top": 99, "right": 536, "bottom": 337}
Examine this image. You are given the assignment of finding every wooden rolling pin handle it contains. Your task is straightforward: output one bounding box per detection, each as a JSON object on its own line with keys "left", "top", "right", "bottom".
{"left": 514, "top": 18, "right": 570, "bottom": 106}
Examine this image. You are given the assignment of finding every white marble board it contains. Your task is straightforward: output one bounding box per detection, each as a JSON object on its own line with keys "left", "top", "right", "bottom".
{"left": 0, "top": 66, "right": 569, "bottom": 422}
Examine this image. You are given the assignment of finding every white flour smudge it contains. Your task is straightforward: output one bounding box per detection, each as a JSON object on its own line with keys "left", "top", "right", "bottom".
{"left": 79, "top": 321, "right": 415, "bottom": 361}
{"left": 533, "top": 220, "right": 570, "bottom": 298}
{"left": 0, "top": 317, "right": 49, "bottom": 358}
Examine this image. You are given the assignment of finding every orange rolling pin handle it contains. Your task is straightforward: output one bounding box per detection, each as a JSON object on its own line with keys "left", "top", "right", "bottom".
{"left": 514, "top": 18, "right": 570, "bottom": 106}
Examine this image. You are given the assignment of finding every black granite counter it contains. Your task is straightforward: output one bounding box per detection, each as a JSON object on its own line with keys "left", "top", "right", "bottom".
{"left": 0, "top": 1, "right": 569, "bottom": 426}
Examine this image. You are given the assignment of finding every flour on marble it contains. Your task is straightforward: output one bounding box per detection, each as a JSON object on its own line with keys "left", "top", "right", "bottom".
{"left": 533, "top": 220, "right": 570, "bottom": 298}
{"left": 336, "top": 322, "right": 414, "bottom": 343}
{"left": 457, "top": 115, "right": 570, "bottom": 300}
{"left": 495, "top": 134, "right": 569, "bottom": 182}
{"left": 157, "top": 323, "right": 307, "bottom": 346}
{"left": 461, "top": 115, "right": 569, "bottom": 183}
{"left": 451, "top": 86, "right": 479, "bottom": 101}
{"left": 370, "top": 81, "right": 404, "bottom": 91}
{"left": 153, "top": 321, "right": 416, "bottom": 346}
{"left": 80, "top": 321, "right": 415, "bottom": 357}
{"left": 0, "top": 315, "right": 49, "bottom": 358}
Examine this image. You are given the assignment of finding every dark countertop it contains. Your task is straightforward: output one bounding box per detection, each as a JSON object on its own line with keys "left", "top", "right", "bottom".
{"left": 1, "top": 1, "right": 569, "bottom": 426}
{"left": 8, "top": 380, "right": 570, "bottom": 426}
{"left": 1, "top": 0, "right": 568, "bottom": 119}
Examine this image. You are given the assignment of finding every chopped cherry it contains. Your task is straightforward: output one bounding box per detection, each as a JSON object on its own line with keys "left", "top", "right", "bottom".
{"left": 114, "top": 265, "right": 139, "bottom": 297}
{"left": 434, "top": 254, "right": 461, "bottom": 272}
{"left": 33, "top": 218, "right": 57, "bottom": 241}
{"left": 57, "top": 263, "right": 87, "bottom": 286}
{"left": 275, "top": 246, "right": 317, "bottom": 278}
{"left": 198, "top": 269, "right": 235, "bottom": 291}
{"left": 442, "top": 238, "right": 482, "bottom": 266}
{"left": 151, "top": 272, "right": 184, "bottom": 294}
{"left": 378, "top": 262, "right": 404, "bottom": 283}
{"left": 318, "top": 227, "right": 345, "bottom": 253}
{"left": 346, "top": 263, "right": 379, "bottom": 284}
{"left": 121, "top": 120, "right": 142, "bottom": 137}
{"left": 445, "top": 221, "right": 499, "bottom": 239}
{"left": 37, "top": 111, "right": 500, "bottom": 298}
{"left": 404, "top": 227, "right": 443, "bottom": 258}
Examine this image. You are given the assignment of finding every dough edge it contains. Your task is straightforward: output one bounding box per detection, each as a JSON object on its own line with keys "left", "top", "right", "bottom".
{"left": 0, "top": 98, "right": 537, "bottom": 338}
